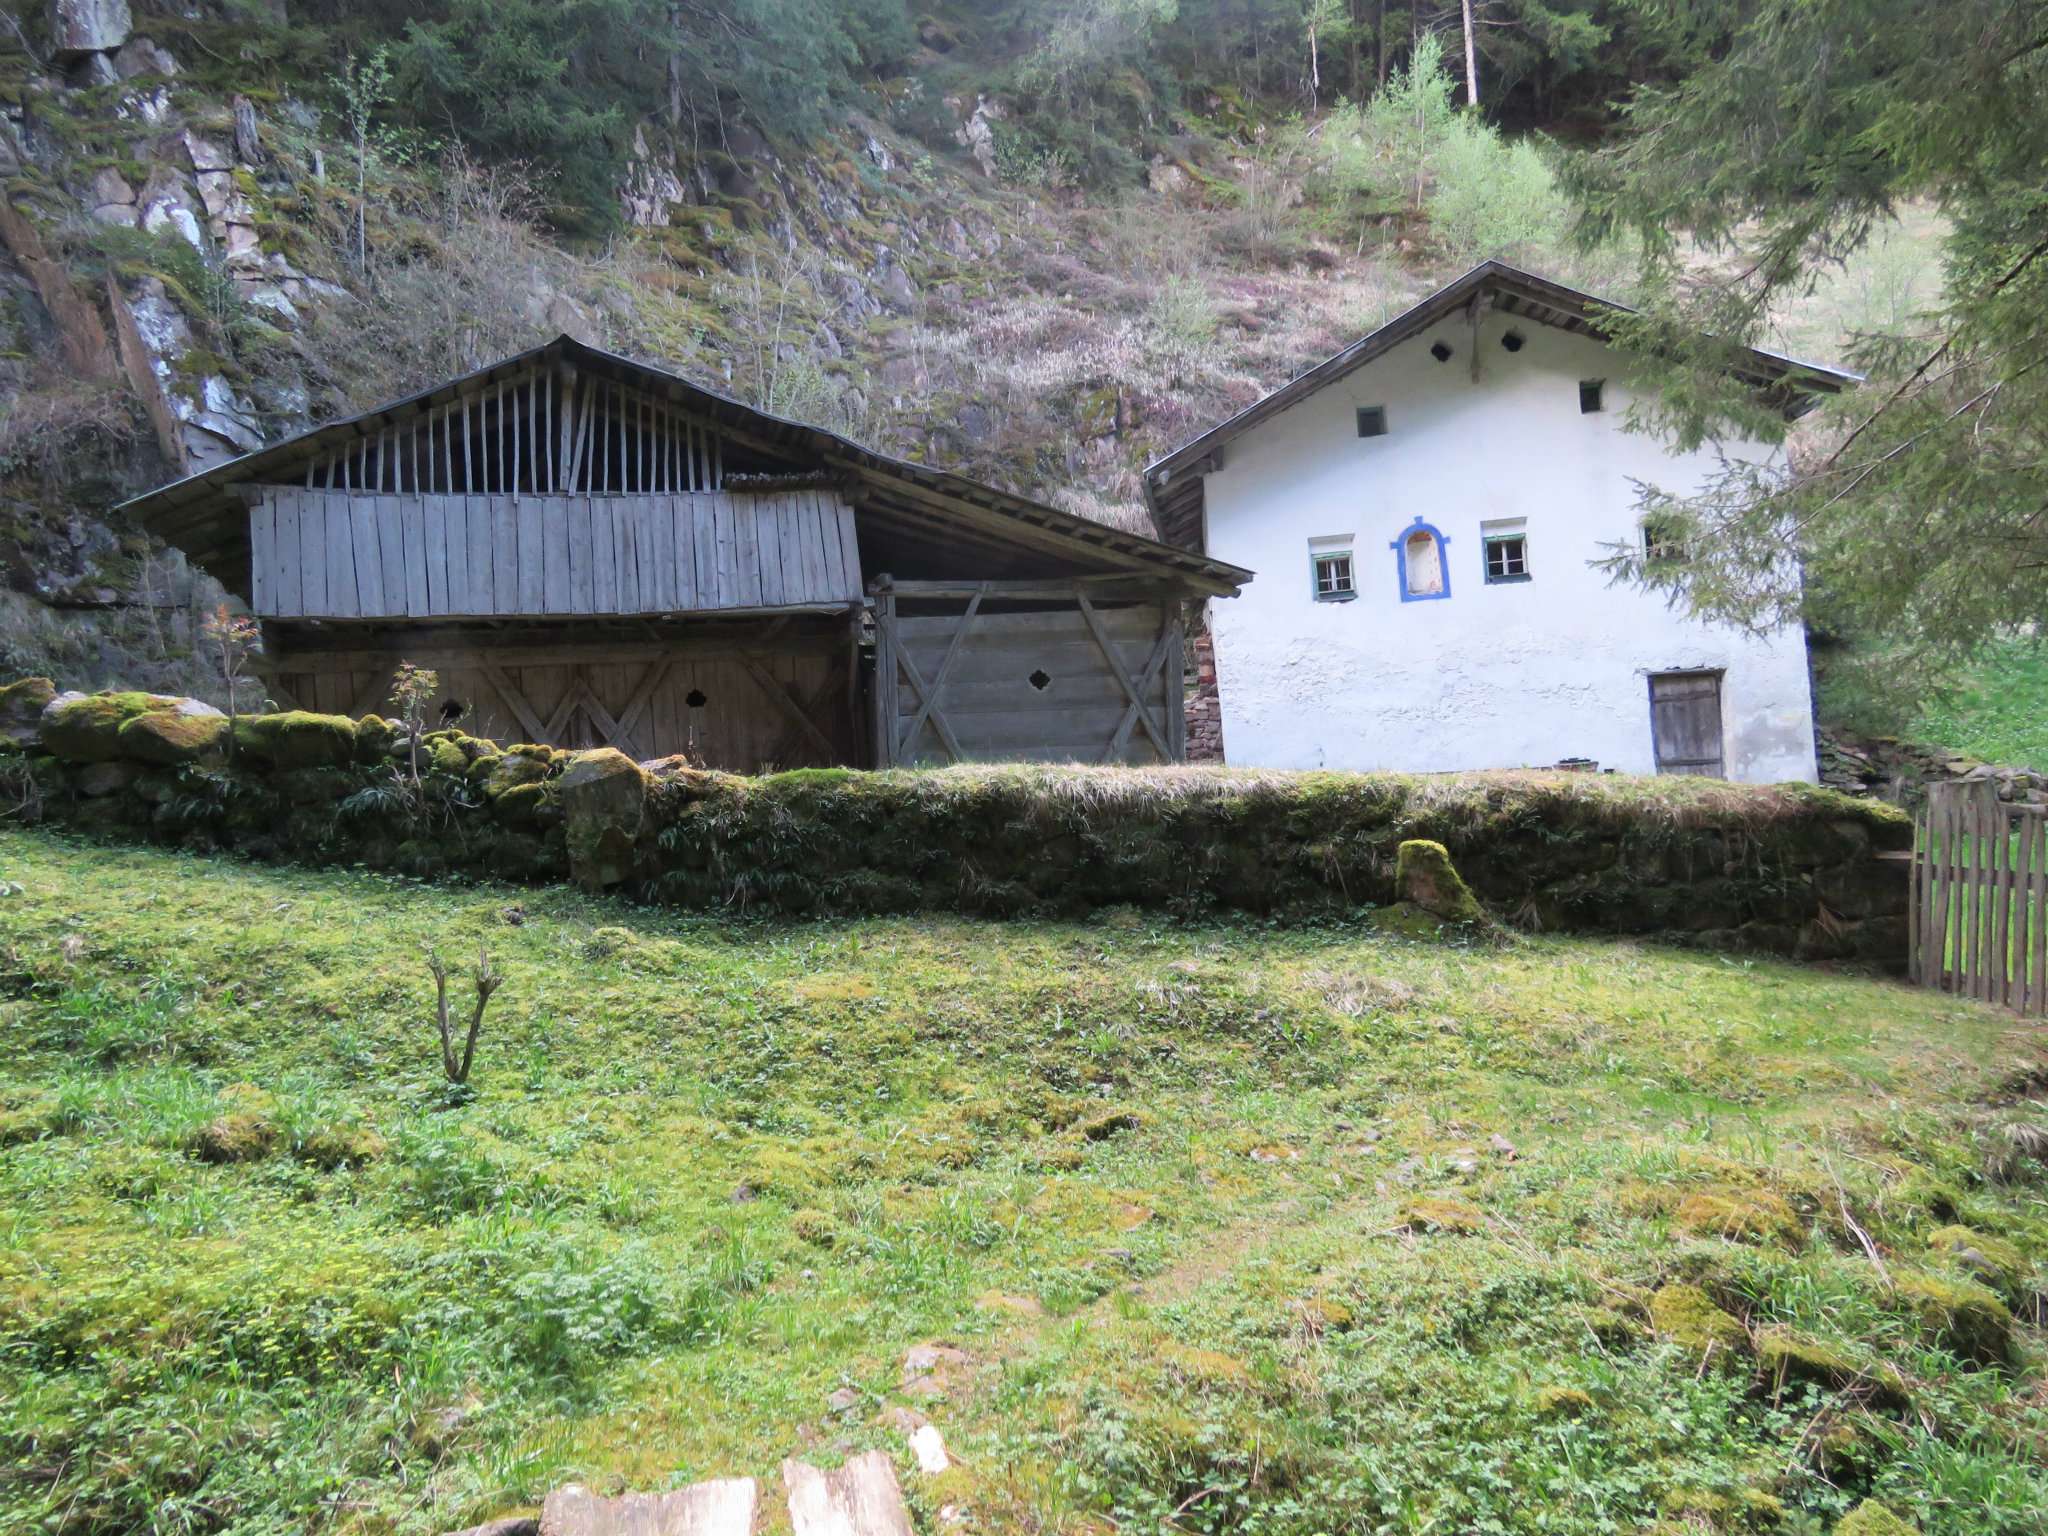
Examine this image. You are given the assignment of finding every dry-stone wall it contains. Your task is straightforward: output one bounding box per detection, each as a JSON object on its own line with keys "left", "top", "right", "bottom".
{"left": 0, "top": 680, "right": 1914, "bottom": 963}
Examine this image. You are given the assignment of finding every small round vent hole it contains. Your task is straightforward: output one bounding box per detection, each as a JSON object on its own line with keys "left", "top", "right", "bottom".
{"left": 1501, "top": 330, "right": 1525, "bottom": 352}
{"left": 1028, "top": 669, "right": 1052, "bottom": 691}
{"left": 686, "top": 689, "right": 708, "bottom": 708}
{"left": 1429, "top": 341, "right": 1453, "bottom": 363}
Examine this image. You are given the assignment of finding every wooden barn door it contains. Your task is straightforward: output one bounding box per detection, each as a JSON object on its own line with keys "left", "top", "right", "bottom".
{"left": 1648, "top": 670, "right": 1725, "bottom": 777}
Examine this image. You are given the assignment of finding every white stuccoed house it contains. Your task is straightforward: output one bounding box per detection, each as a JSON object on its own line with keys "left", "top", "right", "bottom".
{"left": 1144, "top": 262, "right": 1858, "bottom": 783}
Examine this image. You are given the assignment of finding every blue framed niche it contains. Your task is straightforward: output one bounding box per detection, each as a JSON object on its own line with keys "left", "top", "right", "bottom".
{"left": 1390, "top": 516, "right": 1452, "bottom": 602}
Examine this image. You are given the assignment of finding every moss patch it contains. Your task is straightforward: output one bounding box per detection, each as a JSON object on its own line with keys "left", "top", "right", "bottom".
{"left": 232, "top": 712, "right": 359, "bottom": 768}
{"left": 1890, "top": 1269, "right": 2015, "bottom": 1366}
{"left": 117, "top": 709, "right": 228, "bottom": 766}
{"left": 1648, "top": 1283, "right": 1750, "bottom": 1365}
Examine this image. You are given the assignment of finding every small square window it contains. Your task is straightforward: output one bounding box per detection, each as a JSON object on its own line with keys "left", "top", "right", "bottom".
{"left": 1579, "top": 379, "right": 1605, "bottom": 413}
{"left": 1356, "top": 405, "right": 1388, "bottom": 438}
{"left": 1312, "top": 550, "right": 1356, "bottom": 600}
{"left": 1484, "top": 534, "right": 1530, "bottom": 583}
{"left": 1642, "top": 515, "right": 1688, "bottom": 564}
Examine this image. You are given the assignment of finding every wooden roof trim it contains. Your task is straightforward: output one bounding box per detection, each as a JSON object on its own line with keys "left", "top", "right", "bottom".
{"left": 1141, "top": 260, "right": 1861, "bottom": 512}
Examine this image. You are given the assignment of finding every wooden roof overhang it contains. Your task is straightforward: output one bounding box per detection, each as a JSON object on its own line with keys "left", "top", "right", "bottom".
{"left": 1142, "top": 260, "right": 1862, "bottom": 543}
{"left": 119, "top": 335, "right": 1252, "bottom": 604}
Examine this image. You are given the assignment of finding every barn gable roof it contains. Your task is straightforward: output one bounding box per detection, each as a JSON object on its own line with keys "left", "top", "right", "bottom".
{"left": 1141, "top": 261, "right": 1860, "bottom": 546}
{"left": 121, "top": 334, "right": 1251, "bottom": 600}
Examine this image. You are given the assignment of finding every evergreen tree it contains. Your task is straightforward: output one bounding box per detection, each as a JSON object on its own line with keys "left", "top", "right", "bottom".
{"left": 1567, "top": 0, "right": 2048, "bottom": 682}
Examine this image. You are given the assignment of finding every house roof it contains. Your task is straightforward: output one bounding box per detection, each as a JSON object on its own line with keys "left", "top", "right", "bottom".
{"left": 1141, "top": 261, "right": 1859, "bottom": 537}
{"left": 121, "top": 334, "right": 1252, "bottom": 601}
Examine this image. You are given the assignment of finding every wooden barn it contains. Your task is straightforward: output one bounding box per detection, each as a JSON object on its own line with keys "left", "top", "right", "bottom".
{"left": 121, "top": 336, "right": 1250, "bottom": 771}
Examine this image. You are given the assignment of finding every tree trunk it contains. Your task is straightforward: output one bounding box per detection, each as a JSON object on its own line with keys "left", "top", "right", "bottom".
{"left": 1461, "top": 0, "right": 1480, "bottom": 106}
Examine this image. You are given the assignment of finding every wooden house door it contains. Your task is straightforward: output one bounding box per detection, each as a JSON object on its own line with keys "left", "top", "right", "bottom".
{"left": 1649, "top": 670, "right": 1725, "bottom": 777}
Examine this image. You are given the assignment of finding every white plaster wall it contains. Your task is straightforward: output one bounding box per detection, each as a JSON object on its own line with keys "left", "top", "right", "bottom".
{"left": 1201, "top": 311, "right": 1818, "bottom": 782}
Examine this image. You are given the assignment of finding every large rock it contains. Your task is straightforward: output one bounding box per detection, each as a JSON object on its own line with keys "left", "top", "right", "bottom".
{"left": 1394, "top": 839, "right": 1488, "bottom": 925}
{"left": 40, "top": 691, "right": 177, "bottom": 763}
{"left": 0, "top": 677, "right": 56, "bottom": 747}
{"left": 118, "top": 702, "right": 227, "bottom": 766}
{"left": 50, "top": 0, "right": 131, "bottom": 61}
{"left": 232, "top": 711, "right": 358, "bottom": 768}
{"left": 558, "top": 748, "right": 647, "bottom": 889}
{"left": 539, "top": 1480, "right": 757, "bottom": 1536}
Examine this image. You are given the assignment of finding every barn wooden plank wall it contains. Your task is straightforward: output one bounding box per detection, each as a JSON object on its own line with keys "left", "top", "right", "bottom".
{"left": 294, "top": 363, "right": 726, "bottom": 497}
{"left": 269, "top": 634, "right": 858, "bottom": 772}
{"left": 248, "top": 488, "right": 862, "bottom": 620}
{"left": 874, "top": 583, "right": 1184, "bottom": 766}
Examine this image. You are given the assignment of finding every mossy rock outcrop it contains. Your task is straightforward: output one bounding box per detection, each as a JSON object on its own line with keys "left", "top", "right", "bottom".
{"left": 1756, "top": 1329, "right": 1911, "bottom": 1411}
{"left": 559, "top": 748, "right": 648, "bottom": 889}
{"left": 1890, "top": 1268, "right": 2015, "bottom": 1366}
{"left": 0, "top": 677, "right": 56, "bottom": 746}
{"left": 1835, "top": 1501, "right": 1918, "bottom": 1536}
{"left": 1394, "top": 840, "right": 1489, "bottom": 925}
{"left": 232, "top": 711, "right": 358, "bottom": 768}
{"left": 1648, "top": 1283, "right": 1749, "bottom": 1366}
{"left": 187, "top": 1084, "right": 280, "bottom": 1164}
{"left": 117, "top": 708, "right": 229, "bottom": 766}
{"left": 41, "top": 692, "right": 186, "bottom": 763}
{"left": 1927, "top": 1225, "right": 2031, "bottom": 1304}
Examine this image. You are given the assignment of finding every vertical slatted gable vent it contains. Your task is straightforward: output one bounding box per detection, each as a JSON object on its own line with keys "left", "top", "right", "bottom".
{"left": 297, "top": 364, "right": 735, "bottom": 497}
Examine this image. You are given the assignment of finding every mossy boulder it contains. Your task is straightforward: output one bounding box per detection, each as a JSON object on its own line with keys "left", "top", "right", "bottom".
{"left": 188, "top": 1085, "right": 280, "bottom": 1163}
{"left": 233, "top": 711, "right": 358, "bottom": 768}
{"left": 485, "top": 751, "right": 551, "bottom": 797}
{"left": 1890, "top": 1269, "right": 2015, "bottom": 1366}
{"left": 1648, "top": 1283, "right": 1749, "bottom": 1365}
{"left": 1675, "top": 1187, "right": 1805, "bottom": 1246}
{"left": 0, "top": 677, "right": 56, "bottom": 746}
{"left": 558, "top": 748, "right": 648, "bottom": 889}
{"left": 1756, "top": 1329, "right": 1911, "bottom": 1411}
{"left": 1399, "top": 1197, "right": 1484, "bottom": 1234}
{"left": 1394, "top": 839, "right": 1488, "bottom": 924}
{"left": 791, "top": 1208, "right": 838, "bottom": 1246}
{"left": 1533, "top": 1385, "right": 1594, "bottom": 1418}
{"left": 41, "top": 692, "right": 181, "bottom": 763}
{"left": 1927, "top": 1225, "right": 2030, "bottom": 1303}
{"left": 353, "top": 715, "right": 402, "bottom": 762}
{"left": 293, "top": 1122, "right": 388, "bottom": 1170}
{"left": 117, "top": 707, "right": 228, "bottom": 766}
{"left": 1835, "top": 1501, "right": 1918, "bottom": 1536}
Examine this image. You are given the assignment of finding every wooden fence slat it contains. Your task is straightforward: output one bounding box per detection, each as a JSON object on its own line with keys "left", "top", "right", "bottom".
{"left": 2030, "top": 813, "right": 2047, "bottom": 1016}
{"left": 1993, "top": 798, "right": 2013, "bottom": 1007}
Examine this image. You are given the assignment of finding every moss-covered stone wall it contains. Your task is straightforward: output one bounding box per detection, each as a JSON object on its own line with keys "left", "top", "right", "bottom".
{"left": 0, "top": 681, "right": 1914, "bottom": 962}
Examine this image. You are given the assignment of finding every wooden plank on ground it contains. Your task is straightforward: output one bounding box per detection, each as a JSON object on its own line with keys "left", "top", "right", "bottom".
{"left": 539, "top": 1478, "right": 758, "bottom": 1536}
{"left": 783, "top": 1452, "right": 913, "bottom": 1536}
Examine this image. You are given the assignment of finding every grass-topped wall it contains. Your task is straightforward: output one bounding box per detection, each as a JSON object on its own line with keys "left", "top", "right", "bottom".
{"left": 0, "top": 680, "right": 1912, "bottom": 961}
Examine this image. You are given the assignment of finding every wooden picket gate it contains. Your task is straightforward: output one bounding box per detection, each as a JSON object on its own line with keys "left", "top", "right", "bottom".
{"left": 1908, "top": 780, "right": 2048, "bottom": 1015}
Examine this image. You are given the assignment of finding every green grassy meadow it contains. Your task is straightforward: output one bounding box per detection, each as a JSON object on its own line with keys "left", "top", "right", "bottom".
{"left": 0, "top": 831, "right": 2043, "bottom": 1536}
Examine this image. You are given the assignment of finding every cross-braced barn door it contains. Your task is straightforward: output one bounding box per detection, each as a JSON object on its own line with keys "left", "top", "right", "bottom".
{"left": 874, "top": 586, "right": 1185, "bottom": 766}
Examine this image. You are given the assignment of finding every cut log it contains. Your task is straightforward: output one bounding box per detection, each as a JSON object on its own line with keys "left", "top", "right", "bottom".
{"left": 782, "top": 1452, "right": 914, "bottom": 1536}
{"left": 538, "top": 1479, "right": 759, "bottom": 1536}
